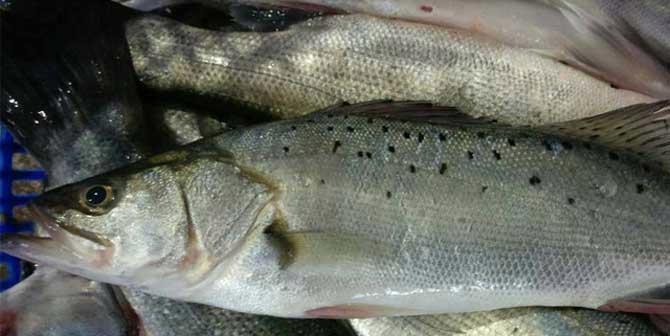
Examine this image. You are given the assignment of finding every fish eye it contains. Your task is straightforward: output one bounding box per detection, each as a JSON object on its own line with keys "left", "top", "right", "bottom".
{"left": 79, "top": 184, "right": 114, "bottom": 213}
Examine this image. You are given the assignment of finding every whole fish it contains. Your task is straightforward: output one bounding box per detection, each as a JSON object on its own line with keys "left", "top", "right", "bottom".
{"left": 350, "top": 308, "right": 661, "bottom": 336}
{"left": 0, "top": 267, "right": 135, "bottom": 336}
{"left": 5, "top": 100, "right": 670, "bottom": 318}
{"left": 116, "top": 0, "right": 670, "bottom": 98}
{"left": 126, "top": 14, "right": 652, "bottom": 126}
{"left": 123, "top": 289, "right": 353, "bottom": 336}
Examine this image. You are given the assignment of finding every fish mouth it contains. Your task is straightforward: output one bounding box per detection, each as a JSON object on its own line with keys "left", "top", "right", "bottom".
{"left": 0, "top": 204, "right": 115, "bottom": 273}
{"left": 27, "top": 203, "right": 112, "bottom": 248}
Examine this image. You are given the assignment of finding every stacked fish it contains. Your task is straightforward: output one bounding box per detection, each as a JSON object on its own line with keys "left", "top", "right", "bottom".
{"left": 1, "top": 0, "right": 670, "bottom": 335}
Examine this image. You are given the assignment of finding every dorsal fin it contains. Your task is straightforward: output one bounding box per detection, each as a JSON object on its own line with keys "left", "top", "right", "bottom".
{"left": 543, "top": 100, "right": 670, "bottom": 169}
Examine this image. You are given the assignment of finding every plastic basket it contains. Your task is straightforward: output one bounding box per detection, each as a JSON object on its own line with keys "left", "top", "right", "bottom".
{"left": 0, "top": 126, "right": 45, "bottom": 291}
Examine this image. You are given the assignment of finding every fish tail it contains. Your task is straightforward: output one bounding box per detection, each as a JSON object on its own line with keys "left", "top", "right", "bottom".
{"left": 1, "top": 0, "right": 153, "bottom": 188}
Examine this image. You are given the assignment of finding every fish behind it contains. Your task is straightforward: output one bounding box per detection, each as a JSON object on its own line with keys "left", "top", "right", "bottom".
{"left": 350, "top": 308, "right": 661, "bottom": 336}
{"left": 116, "top": 0, "right": 670, "bottom": 98}
{"left": 126, "top": 14, "right": 652, "bottom": 125}
{"left": 0, "top": 267, "right": 135, "bottom": 336}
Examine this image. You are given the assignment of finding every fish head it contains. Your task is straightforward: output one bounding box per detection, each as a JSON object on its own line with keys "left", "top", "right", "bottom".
{"left": 4, "top": 151, "right": 193, "bottom": 285}
{"left": 2, "top": 148, "right": 276, "bottom": 294}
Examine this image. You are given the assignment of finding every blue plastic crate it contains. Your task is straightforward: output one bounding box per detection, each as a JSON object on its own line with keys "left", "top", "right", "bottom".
{"left": 0, "top": 126, "right": 45, "bottom": 291}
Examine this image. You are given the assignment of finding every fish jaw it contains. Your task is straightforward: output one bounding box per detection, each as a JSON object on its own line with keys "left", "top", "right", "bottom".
{"left": 0, "top": 206, "right": 119, "bottom": 284}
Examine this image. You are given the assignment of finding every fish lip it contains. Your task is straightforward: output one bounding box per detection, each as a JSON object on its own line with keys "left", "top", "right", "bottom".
{"left": 27, "top": 203, "right": 112, "bottom": 248}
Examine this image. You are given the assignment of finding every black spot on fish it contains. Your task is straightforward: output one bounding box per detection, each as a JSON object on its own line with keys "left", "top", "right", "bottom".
{"left": 409, "top": 165, "right": 416, "bottom": 173}
{"left": 439, "top": 163, "right": 447, "bottom": 175}
{"left": 367, "top": 118, "right": 374, "bottom": 124}
{"left": 609, "top": 152, "right": 619, "bottom": 161}
{"left": 589, "top": 134, "right": 599, "bottom": 140}
{"left": 388, "top": 145, "right": 396, "bottom": 153}
{"left": 636, "top": 184, "right": 645, "bottom": 194}
{"left": 386, "top": 191, "right": 392, "bottom": 198}
{"left": 583, "top": 143, "right": 592, "bottom": 150}
{"left": 306, "top": 119, "right": 315, "bottom": 123}
{"left": 492, "top": 150, "right": 501, "bottom": 160}
{"left": 476, "top": 132, "right": 486, "bottom": 139}
{"left": 568, "top": 198, "right": 575, "bottom": 205}
{"left": 332, "top": 141, "right": 341, "bottom": 153}
{"left": 366, "top": 152, "right": 372, "bottom": 159}
{"left": 327, "top": 113, "right": 334, "bottom": 118}
{"left": 357, "top": 151, "right": 364, "bottom": 158}
{"left": 610, "top": 83, "right": 619, "bottom": 89}
{"left": 382, "top": 126, "right": 389, "bottom": 133}
{"left": 320, "top": 179, "right": 325, "bottom": 184}
{"left": 327, "top": 126, "right": 334, "bottom": 131}
{"left": 481, "top": 186, "right": 488, "bottom": 193}
{"left": 642, "top": 164, "right": 651, "bottom": 173}
{"left": 542, "top": 140, "right": 553, "bottom": 151}
{"left": 507, "top": 138, "right": 516, "bottom": 147}
{"left": 290, "top": 126, "right": 296, "bottom": 131}
{"left": 617, "top": 319, "right": 630, "bottom": 325}
{"left": 439, "top": 133, "right": 446, "bottom": 142}
{"left": 467, "top": 151, "right": 474, "bottom": 160}
{"left": 283, "top": 146, "right": 289, "bottom": 153}
{"left": 418, "top": 133, "right": 425, "bottom": 143}
{"left": 561, "top": 142, "right": 573, "bottom": 150}
{"left": 512, "top": 327, "right": 519, "bottom": 334}
{"left": 529, "top": 176, "right": 541, "bottom": 185}
{"left": 347, "top": 126, "right": 355, "bottom": 132}
{"left": 403, "top": 131, "right": 411, "bottom": 139}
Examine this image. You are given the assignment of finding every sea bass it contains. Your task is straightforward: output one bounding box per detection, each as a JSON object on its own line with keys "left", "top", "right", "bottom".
{"left": 5, "top": 100, "right": 670, "bottom": 318}
{"left": 350, "top": 308, "right": 661, "bottom": 336}
{"left": 0, "top": 267, "right": 134, "bottom": 336}
{"left": 126, "top": 14, "right": 652, "bottom": 125}
{"left": 117, "top": 0, "right": 670, "bottom": 98}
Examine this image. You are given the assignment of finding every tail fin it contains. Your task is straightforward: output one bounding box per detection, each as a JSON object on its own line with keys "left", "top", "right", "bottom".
{"left": 1, "top": 0, "right": 152, "bottom": 189}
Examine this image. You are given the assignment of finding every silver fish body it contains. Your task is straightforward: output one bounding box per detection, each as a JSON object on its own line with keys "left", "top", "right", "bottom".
{"left": 0, "top": 267, "right": 132, "bottom": 336}
{"left": 350, "top": 308, "right": 661, "bottom": 336}
{"left": 10, "top": 102, "right": 670, "bottom": 318}
{"left": 118, "top": 0, "right": 670, "bottom": 98}
{"left": 126, "top": 14, "right": 652, "bottom": 125}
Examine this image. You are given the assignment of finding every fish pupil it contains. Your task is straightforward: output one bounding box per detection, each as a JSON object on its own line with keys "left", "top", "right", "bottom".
{"left": 86, "top": 186, "right": 108, "bottom": 206}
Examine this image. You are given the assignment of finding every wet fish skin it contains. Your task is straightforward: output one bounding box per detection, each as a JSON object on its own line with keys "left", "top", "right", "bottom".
{"left": 117, "top": 0, "right": 670, "bottom": 98}
{"left": 0, "top": 267, "right": 132, "bottom": 336}
{"left": 126, "top": 14, "right": 652, "bottom": 125}
{"left": 350, "top": 308, "right": 661, "bottom": 336}
{"left": 8, "top": 102, "right": 670, "bottom": 318}
{"left": 122, "top": 289, "right": 354, "bottom": 336}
